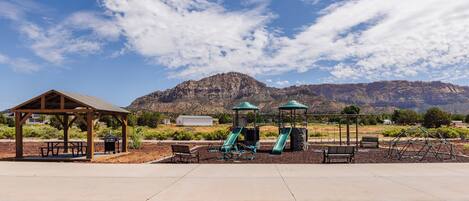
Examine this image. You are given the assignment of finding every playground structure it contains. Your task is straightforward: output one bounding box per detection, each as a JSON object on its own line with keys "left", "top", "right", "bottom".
{"left": 217, "top": 102, "right": 259, "bottom": 160}
{"left": 387, "top": 127, "right": 456, "bottom": 161}
{"left": 272, "top": 100, "right": 309, "bottom": 154}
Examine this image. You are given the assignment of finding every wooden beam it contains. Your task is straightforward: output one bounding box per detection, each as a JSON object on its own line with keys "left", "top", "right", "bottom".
{"left": 68, "top": 116, "right": 78, "bottom": 127}
{"left": 112, "top": 114, "right": 123, "bottom": 125}
{"left": 86, "top": 112, "right": 94, "bottom": 159}
{"left": 19, "top": 113, "right": 33, "bottom": 125}
{"left": 121, "top": 115, "right": 128, "bottom": 153}
{"left": 40, "top": 95, "right": 45, "bottom": 109}
{"left": 54, "top": 115, "right": 64, "bottom": 125}
{"left": 15, "top": 112, "right": 23, "bottom": 158}
{"left": 60, "top": 95, "right": 65, "bottom": 110}
{"left": 14, "top": 109, "right": 93, "bottom": 113}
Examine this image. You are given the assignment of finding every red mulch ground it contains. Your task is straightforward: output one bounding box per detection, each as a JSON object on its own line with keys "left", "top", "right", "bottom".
{"left": 158, "top": 141, "right": 469, "bottom": 164}
{"left": 1, "top": 141, "right": 469, "bottom": 164}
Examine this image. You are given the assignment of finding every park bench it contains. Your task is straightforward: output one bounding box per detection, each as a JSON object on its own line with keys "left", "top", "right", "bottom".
{"left": 323, "top": 146, "right": 355, "bottom": 163}
{"left": 360, "top": 136, "right": 379, "bottom": 148}
{"left": 171, "top": 144, "right": 199, "bottom": 163}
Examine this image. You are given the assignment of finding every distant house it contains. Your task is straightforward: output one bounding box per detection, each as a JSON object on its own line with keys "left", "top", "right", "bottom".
{"left": 451, "top": 121, "right": 465, "bottom": 128}
{"left": 162, "top": 118, "right": 171, "bottom": 125}
{"left": 383, "top": 119, "right": 393, "bottom": 125}
{"left": 176, "top": 115, "right": 213, "bottom": 126}
{"left": 5, "top": 112, "right": 45, "bottom": 124}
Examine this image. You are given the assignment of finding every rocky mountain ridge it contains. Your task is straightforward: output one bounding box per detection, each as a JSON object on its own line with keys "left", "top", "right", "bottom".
{"left": 128, "top": 72, "right": 469, "bottom": 114}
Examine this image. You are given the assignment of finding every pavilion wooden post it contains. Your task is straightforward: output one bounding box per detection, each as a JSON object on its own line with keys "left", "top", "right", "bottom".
{"left": 86, "top": 112, "right": 94, "bottom": 159}
{"left": 121, "top": 115, "right": 128, "bottom": 153}
{"left": 63, "top": 114, "right": 69, "bottom": 153}
{"left": 15, "top": 112, "right": 23, "bottom": 158}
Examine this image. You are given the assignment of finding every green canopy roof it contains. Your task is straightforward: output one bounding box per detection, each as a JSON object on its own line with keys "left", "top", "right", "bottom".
{"left": 232, "top": 102, "right": 259, "bottom": 111}
{"left": 279, "top": 100, "right": 309, "bottom": 110}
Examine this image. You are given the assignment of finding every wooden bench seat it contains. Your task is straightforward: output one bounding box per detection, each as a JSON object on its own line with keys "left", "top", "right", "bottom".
{"left": 360, "top": 136, "right": 379, "bottom": 148}
{"left": 171, "top": 145, "right": 199, "bottom": 163}
{"left": 323, "top": 146, "right": 355, "bottom": 163}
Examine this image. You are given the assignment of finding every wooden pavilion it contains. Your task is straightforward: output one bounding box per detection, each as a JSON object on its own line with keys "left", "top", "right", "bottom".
{"left": 11, "top": 90, "right": 130, "bottom": 159}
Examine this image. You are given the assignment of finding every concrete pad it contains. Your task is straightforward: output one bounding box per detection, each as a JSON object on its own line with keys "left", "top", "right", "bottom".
{"left": 0, "top": 162, "right": 198, "bottom": 178}
{"left": 362, "top": 163, "right": 462, "bottom": 177}
{"left": 277, "top": 164, "right": 374, "bottom": 178}
{"left": 283, "top": 177, "right": 438, "bottom": 201}
{"left": 385, "top": 176, "right": 469, "bottom": 201}
{"left": 150, "top": 177, "right": 294, "bottom": 201}
{"left": 187, "top": 164, "right": 280, "bottom": 178}
{"left": 0, "top": 176, "right": 177, "bottom": 201}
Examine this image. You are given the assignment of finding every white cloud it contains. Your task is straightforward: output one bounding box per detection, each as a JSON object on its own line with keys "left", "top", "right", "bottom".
{"left": 100, "top": 0, "right": 469, "bottom": 84}
{"left": 275, "top": 80, "right": 290, "bottom": 86}
{"left": 0, "top": 53, "right": 40, "bottom": 73}
{"left": 101, "top": 0, "right": 277, "bottom": 77}
{"left": 18, "top": 11, "right": 122, "bottom": 64}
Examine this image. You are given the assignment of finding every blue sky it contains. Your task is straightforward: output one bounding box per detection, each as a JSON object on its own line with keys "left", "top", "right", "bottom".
{"left": 0, "top": 0, "right": 468, "bottom": 110}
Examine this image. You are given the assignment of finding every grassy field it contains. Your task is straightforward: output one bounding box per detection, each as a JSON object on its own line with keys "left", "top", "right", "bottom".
{"left": 3, "top": 123, "right": 467, "bottom": 141}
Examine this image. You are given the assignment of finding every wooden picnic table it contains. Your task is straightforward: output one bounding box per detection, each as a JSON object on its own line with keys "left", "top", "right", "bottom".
{"left": 40, "top": 141, "right": 87, "bottom": 157}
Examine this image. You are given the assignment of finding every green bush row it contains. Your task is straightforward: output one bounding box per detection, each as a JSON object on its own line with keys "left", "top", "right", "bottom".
{"left": 141, "top": 128, "right": 230, "bottom": 141}
{"left": 382, "top": 127, "right": 469, "bottom": 139}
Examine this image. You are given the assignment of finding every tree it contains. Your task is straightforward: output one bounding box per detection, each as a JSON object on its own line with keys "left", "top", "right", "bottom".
{"left": 215, "top": 113, "right": 232, "bottom": 124}
{"left": 465, "top": 114, "right": 469, "bottom": 124}
{"left": 391, "top": 109, "right": 420, "bottom": 125}
{"left": 99, "top": 115, "right": 120, "bottom": 129}
{"left": 451, "top": 114, "right": 465, "bottom": 121}
{"left": 423, "top": 107, "right": 451, "bottom": 128}
{"left": 128, "top": 113, "right": 137, "bottom": 127}
{"left": 342, "top": 105, "right": 360, "bottom": 114}
{"left": 0, "top": 114, "right": 6, "bottom": 125}
{"left": 48, "top": 116, "right": 64, "bottom": 130}
{"left": 137, "top": 112, "right": 162, "bottom": 128}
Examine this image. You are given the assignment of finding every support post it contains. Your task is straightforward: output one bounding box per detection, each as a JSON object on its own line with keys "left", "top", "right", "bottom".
{"left": 15, "top": 112, "right": 23, "bottom": 158}
{"left": 86, "top": 112, "right": 94, "bottom": 159}
{"left": 63, "top": 114, "right": 69, "bottom": 153}
{"left": 346, "top": 117, "right": 350, "bottom": 145}
{"left": 355, "top": 116, "right": 359, "bottom": 149}
{"left": 121, "top": 115, "right": 128, "bottom": 153}
{"left": 339, "top": 121, "right": 342, "bottom": 145}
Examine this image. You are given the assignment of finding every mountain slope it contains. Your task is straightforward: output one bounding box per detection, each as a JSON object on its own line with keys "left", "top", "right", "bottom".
{"left": 128, "top": 72, "right": 469, "bottom": 114}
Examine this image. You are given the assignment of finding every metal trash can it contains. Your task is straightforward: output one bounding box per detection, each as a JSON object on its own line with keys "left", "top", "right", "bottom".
{"left": 104, "top": 135, "right": 119, "bottom": 154}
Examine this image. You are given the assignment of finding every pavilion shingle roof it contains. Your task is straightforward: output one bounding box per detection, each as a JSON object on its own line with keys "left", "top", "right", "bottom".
{"left": 57, "top": 90, "right": 130, "bottom": 114}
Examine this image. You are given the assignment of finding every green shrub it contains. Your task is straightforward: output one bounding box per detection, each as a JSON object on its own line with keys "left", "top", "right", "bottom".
{"left": 309, "top": 132, "right": 325, "bottom": 137}
{"left": 143, "top": 130, "right": 169, "bottom": 140}
{"left": 262, "top": 131, "right": 277, "bottom": 138}
{"left": 172, "top": 130, "right": 193, "bottom": 140}
{"left": 0, "top": 126, "right": 15, "bottom": 139}
{"left": 429, "top": 127, "right": 460, "bottom": 138}
{"left": 23, "top": 125, "right": 60, "bottom": 139}
{"left": 68, "top": 128, "right": 86, "bottom": 139}
{"left": 129, "top": 127, "right": 143, "bottom": 149}
{"left": 203, "top": 129, "right": 229, "bottom": 140}
{"left": 96, "top": 127, "right": 121, "bottom": 139}
{"left": 382, "top": 128, "right": 403, "bottom": 137}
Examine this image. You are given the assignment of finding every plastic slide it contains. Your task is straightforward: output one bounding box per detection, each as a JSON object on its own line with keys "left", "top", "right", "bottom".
{"left": 221, "top": 127, "right": 243, "bottom": 152}
{"left": 271, "top": 127, "right": 292, "bottom": 154}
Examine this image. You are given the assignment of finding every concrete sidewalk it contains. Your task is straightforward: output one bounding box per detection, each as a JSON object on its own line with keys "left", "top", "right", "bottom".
{"left": 0, "top": 162, "right": 468, "bottom": 201}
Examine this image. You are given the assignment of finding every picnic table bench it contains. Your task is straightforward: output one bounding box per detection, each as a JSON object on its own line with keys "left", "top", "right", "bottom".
{"left": 323, "top": 146, "right": 355, "bottom": 163}
{"left": 40, "top": 141, "right": 87, "bottom": 157}
{"left": 360, "top": 136, "right": 379, "bottom": 148}
{"left": 171, "top": 144, "right": 199, "bottom": 163}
